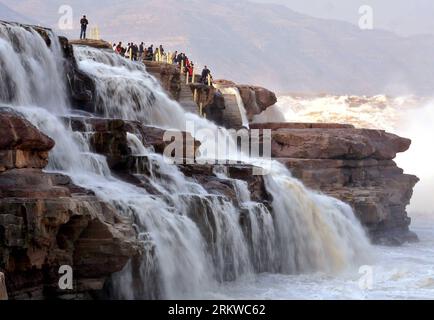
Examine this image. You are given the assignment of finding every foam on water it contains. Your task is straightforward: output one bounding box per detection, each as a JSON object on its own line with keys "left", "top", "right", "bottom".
{"left": 0, "top": 24, "right": 375, "bottom": 299}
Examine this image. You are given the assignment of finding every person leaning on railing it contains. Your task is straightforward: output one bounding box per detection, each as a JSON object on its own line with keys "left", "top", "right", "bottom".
{"left": 201, "top": 66, "right": 212, "bottom": 85}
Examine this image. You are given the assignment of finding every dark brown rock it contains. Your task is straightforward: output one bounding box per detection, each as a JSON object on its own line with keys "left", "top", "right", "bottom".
{"left": 236, "top": 85, "right": 277, "bottom": 121}
{"left": 0, "top": 111, "right": 54, "bottom": 151}
{"left": 257, "top": 127, "right": 411, "bottom": 160}
{"left": 69, "top": 39, "right": 112, "bottom": 49}
{"left": 251, "top": 122, "right": 355, "bottom": 130}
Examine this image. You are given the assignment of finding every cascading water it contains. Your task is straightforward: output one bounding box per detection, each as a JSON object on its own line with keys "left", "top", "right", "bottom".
{"left": 0, "top": 23, "right": 372, "bottom": 299}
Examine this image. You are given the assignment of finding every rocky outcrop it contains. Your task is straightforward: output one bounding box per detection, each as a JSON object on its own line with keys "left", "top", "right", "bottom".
{"left": 0, "top": 110, "right": 140, "bottom": 299}
{"left": 143, "top": 61, "right": 183, "bottom": 101}
{"left": 252, "top": 122, "right": 419, "bottom": 245}
{"left": 251, "top": 122, "right": 411, "bottom": 161}
{"left": 65, "top": 116, "right": 200, "bottom": 168}
{"left": 214, "top": 80, "right": 277, "bottom": 121}
{"left": 0, "top": 109, "right": 53, "bottom": 172}
{"left": 58, "top": 36, "right": 96, "bottom": 112}
{"left": 69, "top": 39, "right": 112, "bottom": 49}
{"left": 236, "top": 85, "right": 277, "bottom": 121}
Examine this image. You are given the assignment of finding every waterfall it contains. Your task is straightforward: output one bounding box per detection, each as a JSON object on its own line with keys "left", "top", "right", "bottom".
{"left": 0, "top": 23, "right": 372, "bottom": 299}
{"left": 0, "top": 23, "right": 68, "bottom": 112}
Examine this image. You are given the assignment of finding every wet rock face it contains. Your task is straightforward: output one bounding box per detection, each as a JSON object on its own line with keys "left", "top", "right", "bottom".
{"left": 236, "top": 85, "right": 277, "bottom": 121}
{"left": 253, "top": 122, "right": 419, "bottom": 245}
{"left": 0, "top": 110, "right": 54, "bottom": 152}
{"left": 58, "top": 36, "right": 96, "bottom": 112}
{"left": 143, "top": 61, "right": 182, "bottom": 100}
{"left": 65, "top": 116, "right": 201, "bottom": 169}
{"left": 0, "top": 111, "right": 140, "bottom": 299}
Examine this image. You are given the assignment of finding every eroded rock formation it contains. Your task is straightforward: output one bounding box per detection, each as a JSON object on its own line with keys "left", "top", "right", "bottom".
{"left": 251, "top": 122, "right": 419, "bottom": 245}
{"left": 0, "top": 110, "right": 140, "bottom": 299}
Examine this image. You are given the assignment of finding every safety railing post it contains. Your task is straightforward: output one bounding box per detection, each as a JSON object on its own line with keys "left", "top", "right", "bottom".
{"left": 193, "top": 88, "right": 197, "bottom": 103}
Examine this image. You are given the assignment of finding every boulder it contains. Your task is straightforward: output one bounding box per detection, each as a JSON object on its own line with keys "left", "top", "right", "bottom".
{"left": 236, "top": 85, "right": 277, "bottom": 121}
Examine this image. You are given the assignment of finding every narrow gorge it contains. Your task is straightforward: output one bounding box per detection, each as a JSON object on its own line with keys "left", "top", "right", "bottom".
{"left": 0, "top": 21, "right": 418, "bottom": 300}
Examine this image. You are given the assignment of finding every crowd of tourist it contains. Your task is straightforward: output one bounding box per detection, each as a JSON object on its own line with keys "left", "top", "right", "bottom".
{"left": 111, "top": 41, "right": 212, "bottom": 85}
{"left": 79, "top": 16, "right": 213, "bottom": 85}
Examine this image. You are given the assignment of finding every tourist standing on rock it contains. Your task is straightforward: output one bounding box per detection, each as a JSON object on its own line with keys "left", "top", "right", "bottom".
{"left": 133, "top": 43, "right": 139, "bottom": 61}
{"left": 80, "top": 15, "right": 89, "bottom": 40}
{"left": 201, "top": 66, "right": 212, "bottom": 85}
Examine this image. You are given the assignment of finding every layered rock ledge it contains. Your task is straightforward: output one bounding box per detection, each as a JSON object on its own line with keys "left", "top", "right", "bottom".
{"left": 252, "top": 122, "right": 419, "bottom": 245}
{"left": 0, "top": 110, "right": 140, "bottom": 299}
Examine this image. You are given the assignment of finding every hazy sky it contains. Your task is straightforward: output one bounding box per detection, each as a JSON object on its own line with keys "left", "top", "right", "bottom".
{"left": 2, "top": 0, "right": 434, "bottom": 36}
{"left": 3, "top": 0, "right": 434, "bottom": 95}
{"left": 253, "top": 0, "right": 434, "bottom": 36}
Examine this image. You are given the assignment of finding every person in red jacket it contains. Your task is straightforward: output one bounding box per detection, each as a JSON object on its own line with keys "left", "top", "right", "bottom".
{"left": 187, "top": 62, "right": 194, "bottom": 81}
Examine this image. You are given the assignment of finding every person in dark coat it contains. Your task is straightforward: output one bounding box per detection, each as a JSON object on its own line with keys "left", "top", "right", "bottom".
{"left": 139, "top": 42, "right": 144, "bottom": 57}
{"left": 147, "top": 45, "right": 154, "bottom": 60}
{"left": 201, "top": 66, "right": 211, "bottom": 85}
{"left": 132, "top": 44, "right": 139, "bottom": 61}
{"left": 80, "top": 15, "right": 89, "bottom": 40}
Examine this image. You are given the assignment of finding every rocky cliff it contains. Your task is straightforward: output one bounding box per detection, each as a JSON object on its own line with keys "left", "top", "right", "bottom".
{"left": 0, "top": 110, "right": 140, "bottom": 299}
{"left": 251, "top": 122, "right": 419, "bottom": 245}
{"left": 0, "top": 28, "right": 419, "bottom": 299}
